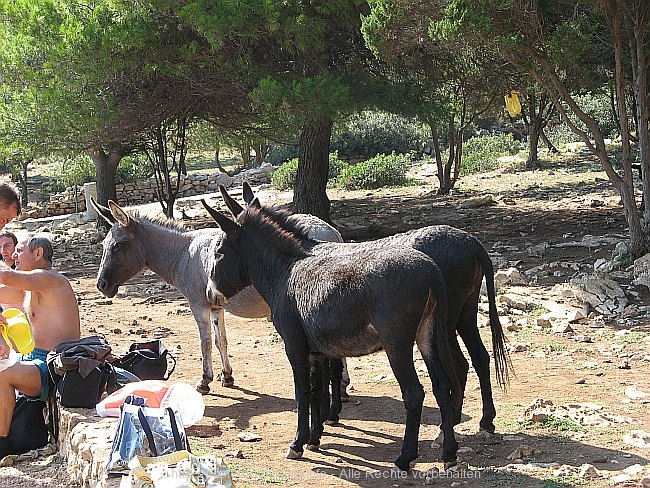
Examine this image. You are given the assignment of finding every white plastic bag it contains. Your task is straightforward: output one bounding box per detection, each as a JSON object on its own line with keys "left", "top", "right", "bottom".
{"left": 97, "top": 381, "right": 204, "bottom": 427}
{"left": 160, "top": 383, "right": 205, "bottom": 427}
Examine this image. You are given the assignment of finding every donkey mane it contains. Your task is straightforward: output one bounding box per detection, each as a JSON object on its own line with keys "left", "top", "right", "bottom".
{"left": 128, "top": 210, "right": 187, "bottom": 234}
{"left": 240, "top": 205, "right": 309, "bottom": 258}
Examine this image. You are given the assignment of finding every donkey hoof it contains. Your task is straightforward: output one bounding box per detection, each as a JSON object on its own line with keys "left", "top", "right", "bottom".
{"left": 392, "top": 464, "right": 410, "bottom": 475}
{"left": 286, "top": 447, "right": 303, "bottom": 460}
{"left": 306, "top": 443, "right": 320, "bottom": 452}
{"left": 221, "top": 376, "right": 235, "bottom": 387}
{"left": 392, "top": 462, "right": 410, "bottom": 473}
{"left": 479, "top": 423, "right": 496, "bottom": 434}
{"left": 324, "top": 418, "right": 340, "bottom": 426}
{"left": 196, "top": 384, "right": 211, "bottom": 395}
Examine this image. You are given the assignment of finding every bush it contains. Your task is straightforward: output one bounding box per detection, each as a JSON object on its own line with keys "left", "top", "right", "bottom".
{"left": 45, "top": 154, "right": 95, "bottom": 192}
{"left": 545, "top": 123, "right": 582, "bottom": 147}
{"left": 266, "top": 144, "right": 299, "bottom": 166}
{"left": 336, "top": 152, "right": 412, "bottom": 190}
{"left": 271, "top": 158, "right": 299, "bottom": 190}
{"left": 332, "top": 111, "right": 426, "bottom": 160}
{"left": 116, "top": 155, "right": 153, "bottom": 184}
{"left": 271, "top": 153, "right": 348, "bottom": 190}
{"left": 460, "top": 134, "right": 526, "bottom": 174}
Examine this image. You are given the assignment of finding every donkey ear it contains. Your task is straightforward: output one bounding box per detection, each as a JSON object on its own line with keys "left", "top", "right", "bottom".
{"left": 219, "top": 185, "right": 244, "bottom": 217}
{"left": 201, "top": 199, "right": 240, "bottom": 236}
{"left": 242, "top": 181, "right": 255, "bottom": 204}
{"left": 249, "top": 197, "right": 261, "bottom": 209}
{"left": 91, "top": 197, "right": 117, "bottom": 225}
{"left": 108, "top": 200, "right": 131, "bottom": 227}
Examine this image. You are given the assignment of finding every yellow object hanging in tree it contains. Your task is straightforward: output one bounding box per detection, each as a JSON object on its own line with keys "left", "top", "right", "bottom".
{"left": 505, "top": 90, "right": 521, "bottom": 117}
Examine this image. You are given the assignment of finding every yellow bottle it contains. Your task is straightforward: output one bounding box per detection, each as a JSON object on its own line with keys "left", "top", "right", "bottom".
{"left": 1, "top": 308, "right": 35, "bottom": 354}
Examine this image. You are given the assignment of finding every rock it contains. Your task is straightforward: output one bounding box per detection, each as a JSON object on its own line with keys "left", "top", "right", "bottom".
{"left": 502, "top": 435, "right": 524, "bottom": 442}
{"left": 506, "top": 445, "right": 540, "bottom": 460}
{"left": 237, "top": 431, "right": 262, "bottom": 442}
{"left": 511, "top": 342, "right": 529, "bottom": 353}
{"left": 495, "top": 268, "right": 529, "bottom": 286}
{"left": 460, "top": 194, "right": 495, "bottom": 208}
{"left": 640, "top": 475, "right": 650, "bottom": 488}
{"left": 573, "top": 335, "right": 593, "bottom": 343}
{"left": 568, "top": 310, "right": 586, "bottom": 323}
{"left": 623, "top": 430, "right": 650, "bottom": 448}
{"left": 578, "top": 464, "right": 599, "bottom": 478}
{"left": 610, "top": 473, "right": 631, "bottom": 484}
{"left": 633, "top": 253, "right": 650, "bottom": 288}
{"left": 570, "top": 272, "right": 628, "bottom": 314}
{"left": 457, "top": 446, "right": 475, "bottom": 460}
{"left": 623, "top": 463, "right": 644, "bottom": 476}
{"left": 552, "top": 323, "right": 573, "bottom": 334}
{"left": 625, "top": 386, "right": 650, "bottom": 401}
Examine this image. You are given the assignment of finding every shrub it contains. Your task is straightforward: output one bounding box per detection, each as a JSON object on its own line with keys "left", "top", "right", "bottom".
{"left": 271, "top": 158, "right": 299, "bottom": 190}
{"left": 116, "top": 155, "right": 153, "bottom": 184}
{"left": 332, "top": 111, "right": 426, "bottom": 160}
{"left": 45, "top": 154, "right": 95, "bottom": 192}
{"left": 266, "top": 144, "right": 299, "bottom": 166}
{"left": 545, "top": 123, "right": 582, "bottom": 147}
{"left": 336, "top": 152, "right": 412, "bottom": 190}
{"left": 460, "top": 134, "right": 526, "bottom": 174}
{"left": 271, "top": 153, "right": 348, "bottom": 190}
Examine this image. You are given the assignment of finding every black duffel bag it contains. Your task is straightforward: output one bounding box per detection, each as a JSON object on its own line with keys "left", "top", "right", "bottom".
{"left": 113, "top": 340, "right": 176, "bottom": 381}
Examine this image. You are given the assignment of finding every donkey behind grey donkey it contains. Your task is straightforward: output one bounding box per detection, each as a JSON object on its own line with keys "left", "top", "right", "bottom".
{"left": 90, "top": 197, "right": 344, "bottom": 395}
{"left": 203, "top": 187, "right": 465, "bottom": 471}
{"left": 231, "top": 181, "right": 511, "bottom": 434}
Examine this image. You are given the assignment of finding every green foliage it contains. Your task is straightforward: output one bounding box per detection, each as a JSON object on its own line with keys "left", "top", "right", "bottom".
{"left": 271, "top": 158, "right": 299, "bottom": 190}
{"left": 266, "top": 144, "right": 299, "bottom": 166}
{"left": 545, "top": 123, "right": 582, "bottom": 147}
{"left": 336, "top": 152, "right": 412, "bottom": 190}
{"left": 460, "top": 134, "right": 525, "bottom": 174}
{"left": 614, "top": 331, "right": 645, "bottom": 344}
{"left": 45, "top": 153, "right": 153, "bottom": 193}
{"left": 271, "top": 153, "right": 348, "bottom": 190}
{"left": 571, "top": 93, "right": 618, "bottom": 138}
{"left": 331, "top": 111, "right": 426, "bottom": 160}
{"left": 116, "top": 155, "right": 153, "bottom": 184}
{"left": 46, "top": 154, "right": 95, "bottom": 192}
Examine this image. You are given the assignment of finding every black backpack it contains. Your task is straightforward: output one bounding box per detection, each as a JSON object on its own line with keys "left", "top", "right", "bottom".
{"left": 8, "top": 394, "right": 58, "bottom": 454}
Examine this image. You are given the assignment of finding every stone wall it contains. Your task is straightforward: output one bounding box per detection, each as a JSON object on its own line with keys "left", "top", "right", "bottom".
{"left": 58, "top": 405, "right": 120, "bottom": 488}
{"left": 22, "top": 163, "right": 274, "bottom": 220}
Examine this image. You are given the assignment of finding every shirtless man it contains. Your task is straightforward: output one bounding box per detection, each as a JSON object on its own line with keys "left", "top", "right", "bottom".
{"left": 0, "top": 234, "right": 81, "bottom": 458}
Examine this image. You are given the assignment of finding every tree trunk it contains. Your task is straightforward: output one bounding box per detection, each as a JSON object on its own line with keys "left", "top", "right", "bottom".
{"left": 88, "top": 148, "right": 121, "bottom": 206}
{"left": 527, "top": 119, "right": 541, "bottom": 169}
{"left": 609, "top": 1, "right": 646, "bottom": 256}
{"left": 213, "top": 143, "right": 231, "bottom": 175}
{"left": 294, "top": 117, "right": 333, "bottom": 222}
{"left": 437, "top": 116, "right": 456, "bottom": 195}
{"left": 632, "top": 2, "right": 650, "bottom": 231}
{"left": 540, "top": 129, "right": 558, "bottom": 154}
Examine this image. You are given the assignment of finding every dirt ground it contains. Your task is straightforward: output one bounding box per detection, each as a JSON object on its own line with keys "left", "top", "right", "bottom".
{"left": 3, "top": 154, "right": 650, "bottom": 487}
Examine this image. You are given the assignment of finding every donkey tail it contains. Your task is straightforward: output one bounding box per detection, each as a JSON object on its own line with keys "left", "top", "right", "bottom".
{"left": 424, "top": 281, "right": 462, "bottom": 409}
{"left": 478, "top": 249, "right": 513, "bottom": 389}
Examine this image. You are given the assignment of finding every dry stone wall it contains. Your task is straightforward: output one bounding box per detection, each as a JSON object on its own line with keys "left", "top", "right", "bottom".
{"left": 23, "top": 163, "right": 274, "bottom": 219}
